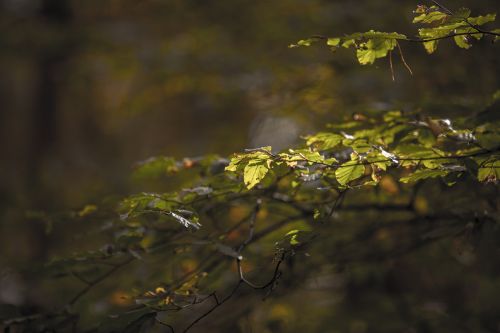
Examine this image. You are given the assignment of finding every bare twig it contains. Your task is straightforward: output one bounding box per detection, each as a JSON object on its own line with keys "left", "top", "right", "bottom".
{"left": 68, "top": 256, "right": 134, "bottom": 306}
{"left": 181, "top": 199, "right": 289, "bottom": 333}
{"left": 237, "top": 199, "right": 262, "bottom": 254}
{"left": 329, "top": 190, "right": 348, "bottom": 217}
{"left": 396, "top": 41, "right": 413, "bottom": 75}
{"left": 156, "top": 317, "right": 175, "bottom": 333}
{"left": 182, "top": 280, "right": 243, "bottom": 333}
{"left": 430, "top": 0, "right": 453, "bottom": 15}
{"left": 389, "top": 50, "right": 395, "bottom": 81}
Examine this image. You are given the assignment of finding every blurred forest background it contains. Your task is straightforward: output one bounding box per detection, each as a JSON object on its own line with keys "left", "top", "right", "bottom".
{"left": 0, "top": 0, "right": 499, "bottom": 332}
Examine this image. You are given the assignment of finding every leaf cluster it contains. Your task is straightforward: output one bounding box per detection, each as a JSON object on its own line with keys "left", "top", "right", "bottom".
{"left": 290, "top": 5, "right": 499, "bottom": 65}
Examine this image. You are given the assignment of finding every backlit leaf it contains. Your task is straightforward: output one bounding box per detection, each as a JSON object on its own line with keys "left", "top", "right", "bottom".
{"left": 356, "top": 38, "right": 397, "bottom": 65}
{"left": 477, "top": 158, "right": 500, "bottom": 183}
{"left": 400, "top": 169, "right": 449, "bottom": 183}
{"left": 335, "top": 157, "right": 365, "bottom": 186}
{"left": 243, "top": 160, "right": 270, "bottom": 189}
{"left": 306, "top": 132, "right": 343, "bottom": 150}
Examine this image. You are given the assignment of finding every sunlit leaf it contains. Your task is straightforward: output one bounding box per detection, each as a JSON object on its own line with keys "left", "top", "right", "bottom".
{"left": 335, "top": 157, "right": 365, "bottom": 186}
{"left": 356, "top": 38, "right": 397, "bottom": 65}
{"left": 423, "top": 40, "right": 438, "bottom": 54}
{"left": 476, "top": 158, "right": 500, "bottom": 183}
{"left": 413, "top": 8, "right": 448, "bottom": 24}
{"left": 243, "top": 159, "right": 270, "bottom": 189}
{"left": 305, "top": 132, "right": 343, "bottom": 150}
{"left": 327, "top": 38, "right": 341, "bottom": 46}
{"left": 399, "top": 169, "right": 450, "bottom": 183}
{"left": 467, "top": 13, "right": 496, "bottom": 26}
{"left": 454, "top": 35, "right": 471, "bottom": 49}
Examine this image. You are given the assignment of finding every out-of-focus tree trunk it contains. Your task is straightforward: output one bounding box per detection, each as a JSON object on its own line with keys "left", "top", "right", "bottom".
{"left": 27, "top": 0, "right": 74, "bottom": 261}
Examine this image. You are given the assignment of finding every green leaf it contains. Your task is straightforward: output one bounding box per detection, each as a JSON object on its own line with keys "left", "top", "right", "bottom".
{"left": 224, "top": 147, "right": 274, "bottom": 189}
{"left": 467, "top": 13, "right": 496, "bottom": 26}
{"left": 225, "top": 154, "right": 247, "bottom": 172}
{"left": 243, "top": 160, "right": 270, "bottom": 189}
{"left": 418, "top": 23, "right": 463, "bottom": 53}
{"left": 342, "top": 38, "right": 356, "bottom": 48}
{"left": 279, "top": 149, "right": 326, "bottom": 167}
{"left": 119, "top": 193, "right": 179, "bottom": 220}
{"left": 134, "top": 157, "right": 178, "bottom": 178}
{"left": 356, "top": 38, "right": 397, "bottom": 65}
{"left": 395, "top": 145, "right": 446, "bottom": 168}
{"left": 413, "top": 8, "right": 448, "bottom": 24}
{"left": 454, "top": 35, "right": 471, "bottom": 49}
{"left": 476, "top": 132, "right": 500, "bottom": 150}
{"left": 305, "top": 132, "right": 343, "bottom": 150}
{"left": 327, "top": 38, "right": 340, "bottom": 46}
{"left": 417, "top": 128, "right": 437, "bottom": 147}
{"left": 225, "top": 146, "right": 272, "bottom": 172}
{"left": 399, "top": 169, "right": 449, "bottom": 183}
{"left": 285, "top": 229, "right": 301, "bottom": 245}
{"left": 449, "top": 8, "right": 472, "bottom": 22}
{"left": 423, "top": 40, "right": 438, "bottom": 54}
{"left": 383, "top": 110, "right": 403, "bottom": 122}
{"left": 344, "top": 31, "right": 406, "bottom": 40}
{"left": 492, "top": 29, "right": 500, "bottom": 42}
{"left": 283, "top": 229, "right": 313, "bottom": 246}
{"left": 477, "top": 158, "right": 500, "bottom": 183}
{"left": 335, "top": 157, "right": 365, "bottom": 186}
{"left": 289, "top": 38, "right": 318, "bottom": 48}
{"left": 288, "top": 149, "right": 329, "bottom": 164}
{"left": 348, "top": 140, "right": 373, "bottom": 154}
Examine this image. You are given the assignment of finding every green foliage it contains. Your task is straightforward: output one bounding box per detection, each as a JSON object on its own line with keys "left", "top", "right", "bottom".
{"left": 415, "top": 6, "right": 496, "bottom": 53}
{"left": 224, "top": 112, "right": 498, "bottom": 190}
{"left": 305, "top": 132, "right": 343, "bottom": 150}
{"left": 18, "top": 107, "right": 500, "bottom": 331}
{"left": 291, "top": 5, "right": 499, "bottom": 63}
{"left": 134, "top": 156, "right": 179, "bottom": 178}
{"left": 476, "top": 157, "right": 500, "bottom": 183}
{"left": 334, "top": 155, "right": 365, "bottom": 186}
{"left": 8, "top": 109, "right": 499, "bottom": 333}
{"left": 225, "top": 146, "right": 273, "bottom": 189}
{"left": 399, "top": 168, "right": 449, "bottom": 183}
{"left": 291, "top": 30, "right": 406, "bottom": 65}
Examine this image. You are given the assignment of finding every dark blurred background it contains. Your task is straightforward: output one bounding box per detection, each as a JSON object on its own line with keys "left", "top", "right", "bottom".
{"left": 0, "top": 0, "right": 498, "bottom": 325}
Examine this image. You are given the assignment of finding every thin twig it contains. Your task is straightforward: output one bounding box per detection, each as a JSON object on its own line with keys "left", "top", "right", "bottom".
{"left": 237, "top": 254, "right": 284, "bottom": 290}
{"left": 310, "top": 30, "right": 500, "bottom": 43}
{"left": 156, "top": 317, "right": 175, "bottom": 333}
{"left": 389, "top": 50, "right": 395, "bottom": 81}
{"left": 68, "top": 257, "right": 134, "bottom": 306}
{"left": 430, "top": 0, "right": 453, "bottom": 15}
{"left": 70, "top": 270, "right": 92, "bottom": 285}
{"left": 328, "top": 189, "right": 347, "bottom": 217}
{"left": 181, "top": 199, "right": 290, "bottom": 332}
{"left": 237, "top": 199, "right": 261, "bottom": 254}
{"left": 396, "top": 41, "right": 413, "bottom": 75}
{"left": 182, "top": 280, "right": 243, "bottom": 333}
